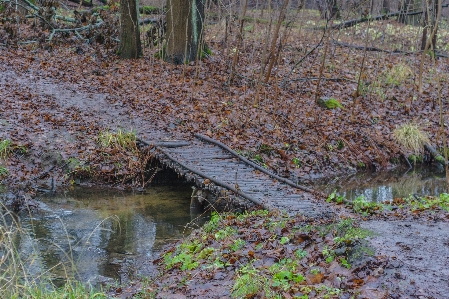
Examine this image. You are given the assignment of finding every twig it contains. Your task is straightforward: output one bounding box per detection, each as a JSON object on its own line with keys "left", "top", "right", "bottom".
{"left": 281, "top": 27, "right": 327, "bottom": 88}
{"left": 290, "top": 77, "right": 357, "bottom": 83}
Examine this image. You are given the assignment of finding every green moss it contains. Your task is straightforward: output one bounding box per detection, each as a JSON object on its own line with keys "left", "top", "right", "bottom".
{"left": 200, "top": 43, "right": 212, "bottom": 59}
{"left": 0, "top": 4, "right": 4, "bottom": 12}
{"left": 408, "top": 154, "right": 423, "bottom": 163}
{"left": 317, "top": 98, "right": 344, "bottom": 109}
{"left": 139, "top": 5, "right": 161, "bottom": 14}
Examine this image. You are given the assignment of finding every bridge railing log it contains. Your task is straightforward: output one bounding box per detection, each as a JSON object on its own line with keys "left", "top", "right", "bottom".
{"left": 194, "top": 134, "right": 325, "bottom": 198}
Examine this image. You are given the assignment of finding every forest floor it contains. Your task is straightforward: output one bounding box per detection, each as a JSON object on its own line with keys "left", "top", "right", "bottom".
{"left": 1, "top": 7, "right": 449, "bottom": 299}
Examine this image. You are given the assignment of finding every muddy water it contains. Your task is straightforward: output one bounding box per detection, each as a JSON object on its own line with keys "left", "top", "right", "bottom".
{"left": 313, "top": 166, "right": 449, "bottom": 201}
{"left": 9, "top": 186, "right": 205, "bottom": 285}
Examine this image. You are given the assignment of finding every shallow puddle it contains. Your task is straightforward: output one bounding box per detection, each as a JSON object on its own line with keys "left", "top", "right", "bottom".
{"left": 313, "top": 166, "right": 449, "bottom": 202}
{"left": 4, "top": 185, "right": 206, "bottom": 285}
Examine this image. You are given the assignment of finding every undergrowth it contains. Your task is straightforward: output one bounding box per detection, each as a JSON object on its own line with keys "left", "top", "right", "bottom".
{"left": 327, "top": 191, "right": 449, "bottom": 217}
{"left": 154, "top": 210, "right": 377, "bottom": 299}
{"left": 393, "top": 123, "right": 430, "bottom": 155}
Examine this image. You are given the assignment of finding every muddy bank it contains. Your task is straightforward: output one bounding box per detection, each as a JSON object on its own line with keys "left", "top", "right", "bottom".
{"left": 362, "top": 220, "right": 449, "bottom": 298}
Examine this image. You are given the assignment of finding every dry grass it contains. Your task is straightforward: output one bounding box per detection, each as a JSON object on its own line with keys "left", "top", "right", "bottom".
{"left": 393, "top": 123, "right": 430, "bottom": 154}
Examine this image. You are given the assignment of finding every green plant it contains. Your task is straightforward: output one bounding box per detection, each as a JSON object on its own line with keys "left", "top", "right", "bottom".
{"left": 393, "top": 123, "right": 430, "bottom": 155}
{"left": 292, "top": 157, "right": 301, "bottom": 168}
{"left": 203, "top": 212, "right": 221, "bottom": 233}
{"left": 295, "top": 249, "right": 307, "bottom": 259}
{"left": 139, "top": 5, "right": 161, "bottom": 14}
{"left": 0, "top": 139, "right": 12, "bottom": 159}
{"left": 310, "top": 268, "right": 320, "bottom": 275}
{"left": 340, "top": 258, "right": 351, "bottom": 269}
{"left": 384, "top": 63, "right": 413, "bottom": 86}
{"left": 230, "top": 239, "right": 245, "bottom": 251}
{"left": 232, "top": 265, "right": 269, "bottom": 298}
{"left": 322, "top": 246, "right": 335, "bottom": 263}
{"left": 280, "top": 236, "right": 290, "bottom": 245}
{"left": 326, "top": 191, "right": 345, "bottom": 204}
{"left": 214, "top": 226, "right": 237, "bottom": 240}
{"left": 269, "top": 259, "right": 305, "bottom": 291}
{"left": 0, "top": 166, "right": 8, "bottom": 177}
{"left": 98, "top": 129, "right": 136, "bottom": 150}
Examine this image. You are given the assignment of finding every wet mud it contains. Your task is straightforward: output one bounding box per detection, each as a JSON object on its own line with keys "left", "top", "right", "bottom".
{"left": 362, "top": 220, "right": 449, "bottom": 298}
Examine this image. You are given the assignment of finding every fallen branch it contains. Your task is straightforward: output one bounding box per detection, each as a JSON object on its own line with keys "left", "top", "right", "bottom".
{"left": 313, "top": 4, "right": 449, "bottom": 31}
{"left": 66, "top": 0, "right": 93, "bottom": 7}
{"left": 290, "top": 76, "right": 357, "bottom": 84}
{"left": 333, "top": 40, "right": 449, "bottom": 57}
{"left": 425, "top": 143, "right": 447, "bottom": 166}
{"left": 332, "top": 40, "right": 413, "bottom": 54}
{"left": 139, "top": 18, "right": 163, "bottom": 25}
{"left": 48, "top": 20, "right": 104, "bottom": 41}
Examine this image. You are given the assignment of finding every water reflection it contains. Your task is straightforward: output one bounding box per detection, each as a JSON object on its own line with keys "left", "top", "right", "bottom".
{"left": 8, "top": 186, "right": 205, "bottom": 284}
{"left": 314, "top": 166, "right": 449, "bottom": 202}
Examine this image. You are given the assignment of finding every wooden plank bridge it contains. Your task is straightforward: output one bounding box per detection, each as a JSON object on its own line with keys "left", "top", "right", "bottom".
{"left": 140, "top": 134, "right": 331, "bottom": 218}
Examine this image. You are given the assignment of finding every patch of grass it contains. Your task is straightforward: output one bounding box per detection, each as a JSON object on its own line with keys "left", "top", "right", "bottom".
{"left": 232, "top": 265, "right": 271, "bottom": 298}
{"left": 153, "top": 210, "right": 377, "bottom": 298}
{"left": 0, "top": 139, "right": 12, "bottom": 159}
{"left": 393, "top": 123, "right": 430, "bottom": 155}
{"left": 383, "top": 63, "right": 413, "bottom": 86}
{"left": 403, "top": 193, "right": 449, "bottom": 212}
{"left": 0, "top": 166, "right": 8, "bottom": 177}
{"left": 97, "top": 129, "right": 137, "bottom": 151}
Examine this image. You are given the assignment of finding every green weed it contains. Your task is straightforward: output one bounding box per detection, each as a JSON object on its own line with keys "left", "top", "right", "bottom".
{"left": 230, "top": 239, "right": 245, "bottom": 251}
{"left": 0, "top": 139, "right": 12, "bottom": 159}
{"left": 292, "top": 157, "right": 301, "bottom": 168}
{"left": 0, "top": 166, "right": 8, "bottom": 177}
{"left": 383, "top": 63, "right": 413, "bottom": 86}
{"left": 232, "top": 265, "right": 271, "bottom": 299}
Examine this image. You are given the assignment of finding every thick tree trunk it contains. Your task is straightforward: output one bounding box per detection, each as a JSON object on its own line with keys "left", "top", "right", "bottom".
{"left": 165, "top": 0, "right": 205, "bottom": 64}
{"left": 119, "top": 0, "right": 142, "bottom": 59}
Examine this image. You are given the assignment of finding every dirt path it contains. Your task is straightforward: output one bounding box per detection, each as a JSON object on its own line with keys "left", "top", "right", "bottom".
{"left": 1, "top": 66, "right": 448, "bottom": 298}
{"left": 361, "top": 220, "right": 449, "bottom": 298}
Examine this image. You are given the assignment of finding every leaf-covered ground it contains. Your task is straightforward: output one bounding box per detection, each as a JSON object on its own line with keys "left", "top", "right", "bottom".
{"left": 1, "top": 6, "right": 449, "bottom": 299}
{"left": 1, "top": 9, "right": 449, "bottom": 189}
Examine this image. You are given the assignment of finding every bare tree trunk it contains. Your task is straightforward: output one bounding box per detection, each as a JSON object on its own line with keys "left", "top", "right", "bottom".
{"left": 382, "top": 0, "right": 390, "bottom": 13}
{"left": 264, "top": 0, "right": 289, "bottom": 83}
{"left": 119, "top": 0, "right": 142, "bottom": 59}
{"left": 165, "top": 0, "right": 205, "bottom": 64}
{"left": 229, "top": 0, "right": 249, "bottom": 83}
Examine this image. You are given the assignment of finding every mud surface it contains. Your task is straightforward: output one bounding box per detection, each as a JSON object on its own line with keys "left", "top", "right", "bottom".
{"left": 362, "top": 220, "right": 449, "bottom": 298}
{"left": 0, "top": 67, "right": 171, "bottom": 143}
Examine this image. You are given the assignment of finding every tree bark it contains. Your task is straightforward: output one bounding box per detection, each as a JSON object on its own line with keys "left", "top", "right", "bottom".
{"left": 165, "top": 0, "right": 205, "bottom": 64}
{"left": 119, "top": 0, "right": 142, "bottom": 59}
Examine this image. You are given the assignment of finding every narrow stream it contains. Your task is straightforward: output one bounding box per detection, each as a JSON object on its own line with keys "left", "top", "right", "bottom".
{"left": 2, "top": 185, "right": 206, "bottom": 285}
{"left": 313, "top": 166, "right": 449, "bottom": 201}
{"left": 3, "top": 167, "right": 448, "bottom": 287}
